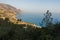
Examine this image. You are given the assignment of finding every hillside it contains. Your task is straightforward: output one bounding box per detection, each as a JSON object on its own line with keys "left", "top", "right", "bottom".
{"left": 0, "top": 3, "right": 21, "bottom": 20}
{"left": 0, "top": 3, "right": 41, "bottom": 28}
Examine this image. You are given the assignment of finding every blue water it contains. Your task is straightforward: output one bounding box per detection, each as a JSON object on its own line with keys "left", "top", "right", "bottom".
{"left": 16, "top": 12, "right": 60, "bottom": 26}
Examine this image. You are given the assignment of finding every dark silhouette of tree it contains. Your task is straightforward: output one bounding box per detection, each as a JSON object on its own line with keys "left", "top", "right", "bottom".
{"left": 17, "top": 19, "right": 22, "bottom": 21}
{"left": 0, "top": 18, "right": 4, "bottom": 26}
{"left": 4, "top": 18, "right": 9, "bottom": 22}
{"left": 41, "top": 10, "right": 53, "bottom": 27}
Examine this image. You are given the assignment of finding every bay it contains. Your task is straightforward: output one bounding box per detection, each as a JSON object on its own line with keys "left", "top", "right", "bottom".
{"left": 16, "top": 12, "right": 60, "bottom": 26}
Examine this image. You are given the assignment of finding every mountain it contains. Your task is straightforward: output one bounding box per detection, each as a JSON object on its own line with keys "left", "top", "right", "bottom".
{"left": 0, "top": 3, "right": 21, "bottom": 20}
{"left": 0, "top": 3, "right": 21, "bottom": 13}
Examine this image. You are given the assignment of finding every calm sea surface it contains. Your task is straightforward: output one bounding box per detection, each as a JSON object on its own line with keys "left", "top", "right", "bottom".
{"left": 16, "top": 12, "right": 60, "bottom": 26}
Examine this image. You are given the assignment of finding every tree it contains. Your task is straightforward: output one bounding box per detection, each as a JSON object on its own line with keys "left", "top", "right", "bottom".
{"left": 41, "top": 10, "right": 53, "bottom": 27}
{"left": 17, "top": 19, "right": 22, "bottom": 21}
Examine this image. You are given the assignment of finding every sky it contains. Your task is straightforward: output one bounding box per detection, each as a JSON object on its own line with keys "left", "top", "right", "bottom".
{"left": 0, "top": 0, "right": 60, "bottom": 13}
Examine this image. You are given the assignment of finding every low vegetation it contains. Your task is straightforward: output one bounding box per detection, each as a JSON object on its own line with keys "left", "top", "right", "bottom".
{"left": 0, "top": 11, "right": 60, "bottom": 40}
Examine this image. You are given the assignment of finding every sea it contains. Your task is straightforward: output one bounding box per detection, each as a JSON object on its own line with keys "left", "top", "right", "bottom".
{"left": 16, "top": 12, "right": 60, "bottom": 26}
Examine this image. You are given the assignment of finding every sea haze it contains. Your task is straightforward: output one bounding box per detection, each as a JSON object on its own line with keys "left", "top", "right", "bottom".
{"left": 16, "top": 12, "right": 60, "bottom": 26}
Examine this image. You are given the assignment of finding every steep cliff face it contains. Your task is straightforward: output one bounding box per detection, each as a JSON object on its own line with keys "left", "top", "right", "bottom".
{"left": 0, "top": 3, "right": 21, "bottom": 20}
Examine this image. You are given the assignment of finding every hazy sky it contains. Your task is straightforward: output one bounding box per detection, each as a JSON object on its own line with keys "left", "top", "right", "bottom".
{"left": 0, "top": 0, "right": 60, "bottom": 13}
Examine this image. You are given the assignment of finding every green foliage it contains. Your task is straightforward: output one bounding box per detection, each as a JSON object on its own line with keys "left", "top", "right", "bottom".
{"left": 0, "top": 18, "right": 41, "bottom": 40}
{"left": 0, "top": 14, "right": 60, "bottom": 40}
